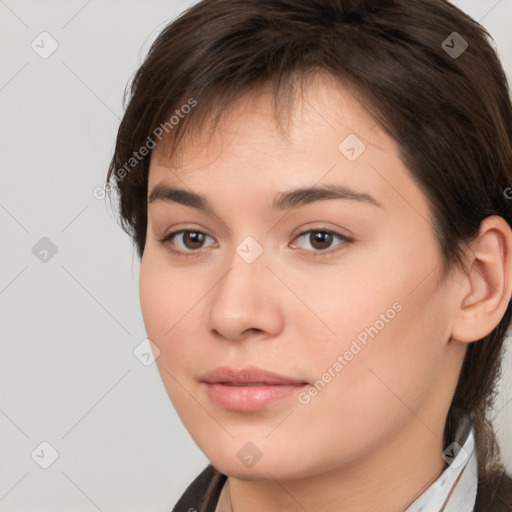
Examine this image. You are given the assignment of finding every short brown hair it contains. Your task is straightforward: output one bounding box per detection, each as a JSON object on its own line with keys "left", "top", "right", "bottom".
{"left": 106, "top": 0, "right": 512, "bottom": 490}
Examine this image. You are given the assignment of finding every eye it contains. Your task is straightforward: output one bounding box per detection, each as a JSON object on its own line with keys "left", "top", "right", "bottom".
{"left": 290, "top": 229, "right": 353, "bottom": 257}
{"left": 157, "top": 227, "right": 353, "bottom": 259}
{"left": 158, "top": 229, "right": 216, "bottom": 257}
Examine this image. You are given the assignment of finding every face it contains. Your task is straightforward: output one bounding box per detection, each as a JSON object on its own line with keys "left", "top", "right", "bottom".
{"left": 139, "top": 75, "right": 461, "bottom": 480}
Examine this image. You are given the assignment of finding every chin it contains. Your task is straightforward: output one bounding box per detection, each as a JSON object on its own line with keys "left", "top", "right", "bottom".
{"left": 205, "top": 446, "right": 312, "bottom": 481}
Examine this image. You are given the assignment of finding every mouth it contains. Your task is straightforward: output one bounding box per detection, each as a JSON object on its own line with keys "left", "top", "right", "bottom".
{"left": 199, "top": 365, "right": 309, "bottom": 411}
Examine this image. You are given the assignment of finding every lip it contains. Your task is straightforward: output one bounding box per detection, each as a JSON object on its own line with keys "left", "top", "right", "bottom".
{"left": 200, "top": 365, "right": 308, "bottom": 385}
{"left": 200, "top": 365, "right": 309, "bottom": 411}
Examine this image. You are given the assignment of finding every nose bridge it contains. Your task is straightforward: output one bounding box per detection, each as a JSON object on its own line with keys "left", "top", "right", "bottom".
{"left": 214, "top": 234, "right": 268, "bottom": 310}
{"left": 207, "top": 233, "right": 283, "bottom": 339}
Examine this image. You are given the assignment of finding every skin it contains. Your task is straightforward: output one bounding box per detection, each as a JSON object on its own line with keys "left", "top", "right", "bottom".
{"left": 139, "top": 74, "right": 512, "bottom": 512}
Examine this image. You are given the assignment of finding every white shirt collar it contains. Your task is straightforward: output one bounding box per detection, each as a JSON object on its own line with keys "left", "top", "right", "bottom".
{"left": 214, "top": 412, "right": 477, "bottom": 512}
{"left": 405, "top": 411, "right": 477, "bottom": 512}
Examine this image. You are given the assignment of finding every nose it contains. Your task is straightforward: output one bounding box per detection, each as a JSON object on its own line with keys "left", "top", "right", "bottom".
{"left": 207, "top": 246, "right": 285, "bottom": 342}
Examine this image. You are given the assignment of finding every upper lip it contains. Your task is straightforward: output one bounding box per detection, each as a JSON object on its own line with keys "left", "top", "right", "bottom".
{"left": 200, "top": 365, "right": 308, "bottom": 385}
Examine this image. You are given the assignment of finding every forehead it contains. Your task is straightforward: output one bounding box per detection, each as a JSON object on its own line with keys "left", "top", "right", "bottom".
{"left": 146, "top": 75, "right": 429, "bottom": 222}
{"left": 149, "top": 75, "right": 390, "bottom": 174}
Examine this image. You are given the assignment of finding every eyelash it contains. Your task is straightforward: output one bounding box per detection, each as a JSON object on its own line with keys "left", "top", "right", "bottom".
{"left": 157, "top": 228, "right": 354, "bottom": 259}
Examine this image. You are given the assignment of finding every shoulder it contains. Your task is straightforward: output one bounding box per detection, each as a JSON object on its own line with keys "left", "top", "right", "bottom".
{"left": 172, "top": 464, "right": 227, "bottom": 512}
{"left": 474, "top": 471, "right": 512, "bottom": 512}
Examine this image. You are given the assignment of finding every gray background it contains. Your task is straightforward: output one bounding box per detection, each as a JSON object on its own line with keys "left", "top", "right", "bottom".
{"left": 0, "top": 1, "right": 511, "bottom": 510}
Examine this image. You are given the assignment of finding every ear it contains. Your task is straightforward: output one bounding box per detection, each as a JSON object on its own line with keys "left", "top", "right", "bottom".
{"left": 450, "top": 215, "right": 512, "bottom": 343}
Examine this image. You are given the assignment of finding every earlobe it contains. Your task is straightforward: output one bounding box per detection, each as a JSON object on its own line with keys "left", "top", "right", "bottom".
{"left": 450, "top": 215, "right": 512, "bottom": 344}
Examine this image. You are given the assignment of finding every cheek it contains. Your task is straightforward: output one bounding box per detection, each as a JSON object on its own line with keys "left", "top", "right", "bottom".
{"left": 307, "top": 239, "right": 447, "bottom": 409}
{"left": 138, "top": 256, "right": 195, "bottom": 408}
{"left": 139, "top": 253, "right": 206, "bottom": 369}
{"left": 139, "top": 253, "right": 185, "bottom": 349}
{"left": 290, "top": 290, "right": 446, "bottom": 473}
{"left": 139, "top": 258, "right": 165, "bottom": 338}
{"left": 314, "top": 269, "right": 446, "bottom": 424}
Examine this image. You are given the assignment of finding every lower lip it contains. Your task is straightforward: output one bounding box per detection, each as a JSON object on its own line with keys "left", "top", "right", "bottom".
{"left": 202, "top": 382, "right": 308, "bottom": 411}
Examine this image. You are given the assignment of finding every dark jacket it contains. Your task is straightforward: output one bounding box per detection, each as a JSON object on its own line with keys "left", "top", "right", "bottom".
{"left": 172, "top": 464, "right": 512, "bottom": 512}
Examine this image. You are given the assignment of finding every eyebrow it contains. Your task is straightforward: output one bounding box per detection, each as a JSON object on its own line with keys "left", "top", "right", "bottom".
{"left": 147, "top": 183, "right": 383, "bottom": 212}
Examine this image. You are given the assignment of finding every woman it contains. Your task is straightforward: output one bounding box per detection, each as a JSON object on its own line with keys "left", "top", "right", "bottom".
{"left": 106, "top": 0, "right": 512, "bottom": 510}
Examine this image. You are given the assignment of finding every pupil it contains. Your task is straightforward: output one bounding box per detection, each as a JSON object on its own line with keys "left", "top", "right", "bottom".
{"left": 312, "top": 232, "right": 332, "bottom": 249}
{"left": 186, "top": 232, "right": 204, "bottom": 248}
